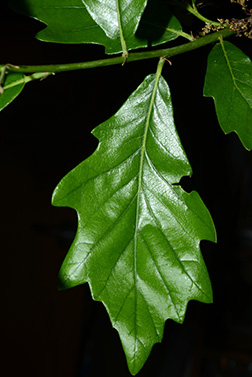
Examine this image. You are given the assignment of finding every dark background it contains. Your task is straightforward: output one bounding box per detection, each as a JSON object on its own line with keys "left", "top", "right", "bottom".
{"left": 1, "top": 1, "right": 252, "bottom": 376}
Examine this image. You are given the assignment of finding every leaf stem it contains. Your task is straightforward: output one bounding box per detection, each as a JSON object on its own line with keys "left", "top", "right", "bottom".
{"left": 116, "top": 0, "right": 128, "bottom": 58}
{"left": 3, "top": 72, "right": 52, "bottom": 91}
{"left": 170, "top": 29, "right": 194, "bottom": 41}
{"left": 170, "top": 0, "right": 220, "bottom": 26}
{"left": 188, "top": 2, "right": 220, "bottom": 26}
{"left": 3, "top": 28, "right": 235, "bottom": 75}
{"left": 0, "top": 65, "right": 7, "bottom": 93}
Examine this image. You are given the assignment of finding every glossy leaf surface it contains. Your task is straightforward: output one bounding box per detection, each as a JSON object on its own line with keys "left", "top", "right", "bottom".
{"left": 0, "top": 73, "right": 25, "bottom": 111}
{"left": 82, "top": 0, "right": 147, "bottom": 40}
{"left": 204, "top": 40, "right": 252, "bottom": 150}
{"left": 52, "top": 67, "right": 216, "bottom": 375}
{"left": 10, "top": 0, "right": 182, "bottom": 54}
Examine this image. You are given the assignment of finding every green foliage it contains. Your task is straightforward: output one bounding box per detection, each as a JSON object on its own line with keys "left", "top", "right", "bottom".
{"left": 204, "top": 39, "right": 252, "bottom": 150}
{"left": 0, "top": 72, "right": 25, "bottom": 111}
{"left": 2, "top": 0, "right": 252, "bottom": 374}
{"left": 10, "top": 0, "right": 182, "bottom": 54}
{"left": 52, "top": 61, "right": 216, "bottom": 374}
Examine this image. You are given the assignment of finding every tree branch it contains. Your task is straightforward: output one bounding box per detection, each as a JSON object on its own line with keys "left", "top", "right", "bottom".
{"left": 1, "top": 28, "right": 235, "bottom": 75}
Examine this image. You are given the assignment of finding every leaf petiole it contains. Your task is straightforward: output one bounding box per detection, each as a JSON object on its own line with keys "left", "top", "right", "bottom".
{"left": 116, "top": 0, "right": 128, "bottom": 59}
{"left": 171, "top": 0, "right": 220, "bottom": 26}
{"left": 2, "top": 72, "right": 52, "bottom": 92}
{"left": 0, "top": 65, "right": 8, "bottom": 93}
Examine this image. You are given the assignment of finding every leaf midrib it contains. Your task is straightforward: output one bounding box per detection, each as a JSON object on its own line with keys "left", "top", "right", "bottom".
{"left": 133, "top": 66, "right": 163, "bottom": 356}
{"left": 116, "top": 0, "right": 128, "bottom": 55}
{"left": 220, "top": 39, "right": 252, "bottom": 109}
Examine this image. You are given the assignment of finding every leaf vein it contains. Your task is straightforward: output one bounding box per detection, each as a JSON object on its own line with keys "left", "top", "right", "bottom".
{"left": 141, "top": 185, "right": 208, "bottom": 298}
{"left": 63, "top": 192, "right": 138, "bottom": 284}
{"left": 220, "top": 39, "right": 252, "bottom": 109}
{"left": 114, "top": 286, "right": 135, "bottom": 323}
{"left": 144, "top": 150, "right": 213, "bottom": 235}
{"left": 96, "top": 237, "right": 134, "bottom": 299}
{"left": 140, "top": 232, "right": 181, "bottom": 322}
{"left": 138, "top": 289, "right": 160, "bottom": 339}
{"left": 57, "top": 147, "right": 141, "bottom": 203}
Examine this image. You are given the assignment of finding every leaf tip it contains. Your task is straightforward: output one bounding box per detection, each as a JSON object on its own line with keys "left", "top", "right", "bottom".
{"left": 57, "top": 276, "right": 67, "bottom": 291}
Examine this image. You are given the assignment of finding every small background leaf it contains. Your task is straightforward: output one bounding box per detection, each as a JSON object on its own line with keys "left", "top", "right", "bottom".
{"left": 10, "top": 0, "right": 182, "bottom": 54}
{"left": 204, "top": 40, "right": 252, "bottom": 150}
{"left": 52, "top": 72, "right": 216, "bottom": 375}
{"left": 0, "top": 73, "right": 25, "bottom": 111}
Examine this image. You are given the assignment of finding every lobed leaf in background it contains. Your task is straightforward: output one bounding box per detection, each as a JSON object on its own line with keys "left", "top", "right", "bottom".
{"left": 204, "top": 39, "right": 252, "bottom": 150}
{"left": 9, "top": 0, "right": 183, "bottom": 54}
{"left": 52, "top": 60, "right": 216, "bottom": 375}
{"left": 0, "top": 73, "right": 25, "bottom": 111}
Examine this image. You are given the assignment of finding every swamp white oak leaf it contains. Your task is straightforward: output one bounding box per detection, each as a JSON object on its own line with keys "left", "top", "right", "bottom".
{"left": 204, "top": 40, "right": 252, "bottom": 150}
{"left": 9, "top": 0, "right": 182, "bottom": 54}
{"left": 52, "top": 65, "right": 216, "bottom": 375}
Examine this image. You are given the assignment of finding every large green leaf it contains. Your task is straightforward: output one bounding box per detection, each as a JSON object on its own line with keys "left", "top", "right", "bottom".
{"left": 204, "top": 40, "right": 252, "bottom": 150}
{"left": 0, "top": 73, "right": 25, "bottom": 111}
{"left": 52, "top": 61, "right": 216, "bottom": 375}
{"left": 9, "top": 0, "right": 182, "bottom": 54}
